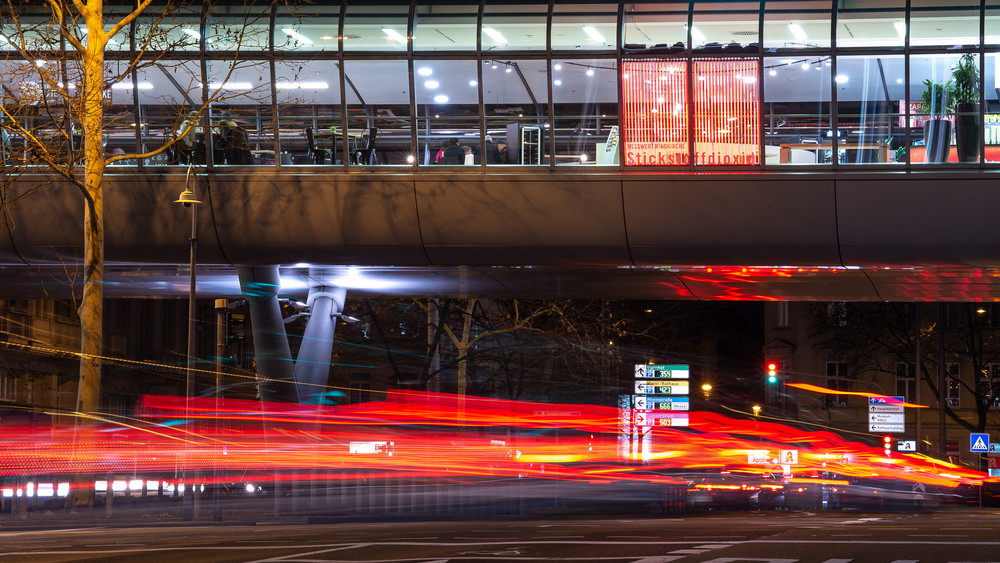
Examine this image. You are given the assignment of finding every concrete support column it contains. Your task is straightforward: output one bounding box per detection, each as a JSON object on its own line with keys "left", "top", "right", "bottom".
{"left": 294, "top": 282, "right": 347, "bottom": 404}
{"left": 237, "top": 266, "right": 298, "bottom": 403}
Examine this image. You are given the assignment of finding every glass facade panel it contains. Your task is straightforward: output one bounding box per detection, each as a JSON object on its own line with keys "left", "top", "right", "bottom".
{"left": 623, "top": 2, "right": 688, "bottom": 53}
{"left": 910, "top": 0, "right": 979, "bottom": 49}
{"left": 136, "top": 3, "right": 203, "bottom": 52}
{"left": 483, "top": 1, "right": 549, "bottom": 51}
{"left": 483, "top": 59, "right": 549, "bottom": 164}
{"left": 274, "top": 61, "right": 341, "bottom": 166}
{"left": 552, "top": 2, "right": 617, "bottom": 52}
{"left": 344, "top": 60, "right": 411, "bottom": 165}
{"left": 414, "top": 2, "right": 478, "bottom": 52}
{"left": 691, "top": 2, "right": 760, "bottom": 53}
{"left": 134, "top": 60, "right": 202, "bottom": 166}
{"left": 212, "top": 3, "right": 272, "bottom": 52}
{"left": 274, "top": 4, "right": 337, "bottom": 53}
{"left": 203, "top": 61, "right": 272, "bottom": 165}
{"left": 552, "top": 58, "right": 618, "bottom": 166}
{"left": 622, "top": 59, "right": 689, "bottom": 166}
{"left": 415, "top": 60, "right": 479, "bottom": 165}
{"left": 763, "top": 0, "right": 830, "bottom": 51}
{"left": 987, "top": 0, "right": 1000, "bottom": 46}
{"left": 763, "top": 54, "right": 831, "bottom": 166}
{"left": 693, "top": 58, "right": 760, "bottom": 166}
{"left": 344, "top": 1, "right": 409, "bottom": 52}
{"left": 836, "top": 55, "right": 903, "bottom": 165}
{"left": 836, "top": 0, "right": 904, "bottom": 49}
{"left": 909, "top": 53, "right": 962, "bottom": 164}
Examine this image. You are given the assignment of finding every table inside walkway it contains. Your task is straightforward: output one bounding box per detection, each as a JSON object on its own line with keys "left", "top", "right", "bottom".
{"left": 313, "top": 129, "right": 362, "bottom": 164}
{"left": 779, "top": 143, "right": 889, "bottom": 163}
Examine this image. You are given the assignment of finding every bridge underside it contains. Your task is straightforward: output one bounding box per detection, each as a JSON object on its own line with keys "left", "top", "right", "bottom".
{"left": 4, "top": 169, "right": 1000, "bottom": 302}
{"left": 1, "top": 262, "right": 996, "bottom": 302}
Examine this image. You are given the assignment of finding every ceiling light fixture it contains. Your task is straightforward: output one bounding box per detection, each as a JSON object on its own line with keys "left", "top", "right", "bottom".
{"left": 434, "top": 94, "right": 449, "bottom": 103}
{"left": 382, "top": 27, "right": 407, "bottom": 44}
{"left": 424, "top": 80, "right": 439, "bottom": 89}
{"left": 111, "top": 82, "right": 153, "bottom": 90}
{"left": 417, "top": 67, "right": 433, "bottom": 76}
{"left": 275, "top": 81, "right": 329, "bottom": 89}
{"left": 582, "top": 25, "right": 606, "bottom": 43}
{"left": 586, "top": 67, "right": 595, "bottom": 76}
{"left": 688, "top": 25, "right": 705, "bottom": 44}
{"left": 181, "top": 28, "right": 201, "bottom": 40}
{"left": 483, "top": 27, "right": 508, "bottom": 46}
{"left": 282, "top": 28, "right": 313, "bottom": 45}
{"left": 208, "top": 82, "right": 253, "bottom": 90}
{"left": 788, "top": 22, "right": 807, "bottom": 42}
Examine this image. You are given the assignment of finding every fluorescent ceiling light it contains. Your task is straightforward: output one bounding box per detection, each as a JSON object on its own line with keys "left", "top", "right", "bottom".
{"left": 835, "top": 74, "right": 848, "bottom": 84}
{"left": 111, "top": 81, "right": 153, "bottom": 90}
{"left": 417, "top": 67, "right": 433, "bottom": 76}
{"left": 788, "top": 22, "right": 807, "bottom": 42}
{"left": 894, "top": 20, "right": 906, "bottom": 37}
{"left": 424, "top": 80, "right": 439, "bottom": 89}
{"left": 582, "top": 26, "right": 606, "bottom": 43}
{"left": 275, "top": 81, "right": 329, "bottom": 89}
{"left": 208, "top": 82, "right": 253, "bottom": 90}
{"left": 282, "top": 28, "right": 313, "bottom": 45}
{"left": 182, "top": 28, "right": 200, "bottom": 40}
{"left": 382, "top": 27, "right": 407, "bottom": 44}
{"left": 483, "top": 27, "right": 507, "bottom": 45}
{"left": 434, "top": 94, "right": 449, "bottom": 103}
{"left": 688, "top": 25, "right": 705, "bottom": 44}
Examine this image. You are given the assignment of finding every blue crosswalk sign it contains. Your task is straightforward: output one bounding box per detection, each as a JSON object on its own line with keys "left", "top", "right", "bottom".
{"left": 971, "top": 433, "right": 989, "bottom": 452}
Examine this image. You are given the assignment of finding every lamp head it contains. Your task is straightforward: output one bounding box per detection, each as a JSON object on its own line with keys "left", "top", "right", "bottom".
{"left": 175, "top": 188, "right": 201, "bottom": 207}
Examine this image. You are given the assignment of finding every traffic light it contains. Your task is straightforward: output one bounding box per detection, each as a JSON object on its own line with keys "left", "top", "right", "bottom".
{"left": 883, "top": 434, "right": 893, "bottom": 455}
{"left": 766, "top": 362, "right": 778, "bottom": 384}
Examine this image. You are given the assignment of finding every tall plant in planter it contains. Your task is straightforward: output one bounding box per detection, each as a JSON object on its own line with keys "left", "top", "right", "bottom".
{"left": 952, "top": 53, "right": 981, "bottom": 162}
{"left": 920, "top": 79, "right": 953, "bottom": 163}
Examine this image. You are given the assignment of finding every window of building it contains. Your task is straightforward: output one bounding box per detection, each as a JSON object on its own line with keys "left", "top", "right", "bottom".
{"left": 774, "top": 301, "right": 789, "bottom": 328}
{"left": 826, "top": 360, "right": 851, "bottom": 406}
{"left": 826, "top": 302, "right": 847, "bottom": 326}
{"left": 895, "top": 361, "right": 915, "bottom": 401}
{"left": 983, "top": 364, "right": 1000, "bottom": 408}
{"left": 0, "top": 369, "right": 14, "bottom": 401}
{"left": 945, "top": 362, "right": 961, "bottom": 407}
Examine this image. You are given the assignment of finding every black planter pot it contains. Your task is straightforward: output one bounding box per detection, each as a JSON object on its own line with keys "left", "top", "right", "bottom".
{"left": 923, "top": 118, "right": 952, "bottom": 163}
{"left": 955, "top": 102, "right": 981, "bottom": 162}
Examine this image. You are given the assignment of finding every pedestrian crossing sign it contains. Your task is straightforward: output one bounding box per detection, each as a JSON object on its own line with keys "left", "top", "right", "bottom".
{"left": 971, "top": 433, "right": 989, "bottom": 452}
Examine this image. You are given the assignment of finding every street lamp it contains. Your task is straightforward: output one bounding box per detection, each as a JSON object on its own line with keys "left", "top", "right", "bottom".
{"left": 752, "top": 404, "right": 761, "bottom": 417}
{"left": 175, "top": 165, "right": 200, "bottom": 521}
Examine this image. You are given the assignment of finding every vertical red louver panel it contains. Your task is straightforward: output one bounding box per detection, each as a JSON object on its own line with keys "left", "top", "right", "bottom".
{"left": 693, "top": 58, "right": 760, "bottom": 166}
{"left": 622, "top": 59, "right": 689, "bottom": 166}
{"left": 621, "top": 58, "right": 759, "bottom": 167}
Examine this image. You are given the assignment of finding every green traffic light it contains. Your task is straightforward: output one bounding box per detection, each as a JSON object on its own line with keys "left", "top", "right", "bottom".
{"left": 767, "top": 375, "right": 778, "bottom": 384}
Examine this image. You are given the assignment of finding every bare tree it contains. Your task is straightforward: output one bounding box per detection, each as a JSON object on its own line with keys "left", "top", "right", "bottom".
{"left": 0, "top": 0, "right": 277, "bottom": 419}
{"left": 807, "top": 302, "right": 1000, "bottom": 433}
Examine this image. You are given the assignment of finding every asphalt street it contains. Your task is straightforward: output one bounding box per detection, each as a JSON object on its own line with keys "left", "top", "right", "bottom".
{"left": 1, "top": 509, "right": 999, "bottom": 563}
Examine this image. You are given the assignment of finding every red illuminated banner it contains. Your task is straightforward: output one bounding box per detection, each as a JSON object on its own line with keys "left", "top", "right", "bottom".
{"left": 622, "top": 59, "right": 760, "bottom": 166}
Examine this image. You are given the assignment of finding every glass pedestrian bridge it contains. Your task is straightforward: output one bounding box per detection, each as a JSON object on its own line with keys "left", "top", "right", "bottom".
{"left": 6, "top": 1, "right": 1000, "bottom": 171}
{"left": 5, "top": 1, "right": 1000, "bottom": 302}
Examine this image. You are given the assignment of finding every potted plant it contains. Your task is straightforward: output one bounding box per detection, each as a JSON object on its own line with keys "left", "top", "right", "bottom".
{"left": 919, "top": 78, "right": 953, "bottom": 163}
{"left": 951, "top": 53, "right": 981, "bottom": 162}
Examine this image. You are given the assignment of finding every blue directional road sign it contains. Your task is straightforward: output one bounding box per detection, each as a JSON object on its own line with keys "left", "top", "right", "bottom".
{"left": 971, "top": 433, "right": 990, "bottom": 452}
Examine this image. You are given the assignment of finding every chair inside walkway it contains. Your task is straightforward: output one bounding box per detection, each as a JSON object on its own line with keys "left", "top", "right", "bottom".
{"left": 353, "top": 127, "right": 378, "bottom": 165}
{"left": 304, "top": 126, "right": 329, "bottom": 164}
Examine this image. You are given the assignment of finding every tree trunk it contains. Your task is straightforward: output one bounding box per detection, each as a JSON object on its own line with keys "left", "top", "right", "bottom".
{"left": 68, "top": 13, "right": 108, "bottom": 510}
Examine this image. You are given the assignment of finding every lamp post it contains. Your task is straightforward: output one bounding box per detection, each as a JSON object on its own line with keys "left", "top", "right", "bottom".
{"left": 175, "top": 166, "right": 201, "bottom": 521}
